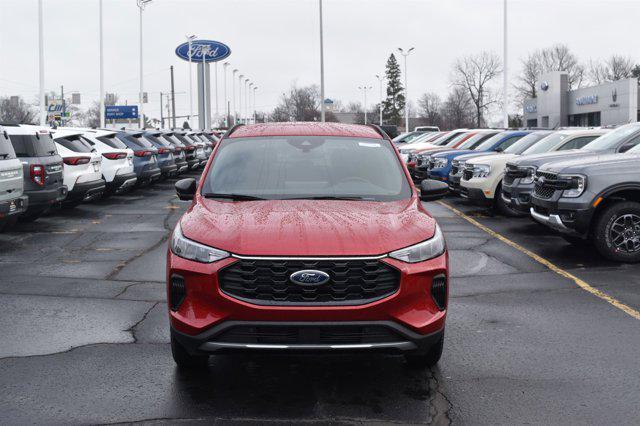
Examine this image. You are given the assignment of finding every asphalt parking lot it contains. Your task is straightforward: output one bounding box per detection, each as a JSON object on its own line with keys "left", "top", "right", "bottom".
{"left": 1, "top": 176, "right": 639, "bottom": 425}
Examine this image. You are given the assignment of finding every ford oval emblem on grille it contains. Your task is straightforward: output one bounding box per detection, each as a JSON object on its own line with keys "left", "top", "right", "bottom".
{"left": 289, "top": 270, "right": 330, "bottom": 286}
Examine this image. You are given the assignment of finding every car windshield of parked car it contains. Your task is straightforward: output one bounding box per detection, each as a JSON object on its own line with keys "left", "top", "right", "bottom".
{"left": 444, "top": 132, "right": 469, "bottom": 147}
{"left": 583, "top": 124, "right": 640, "bottom": 151}
{"left": 458, "top": 132, "right": 491, "bottom": 150}
{"left": 473, "top": 132, "right": 508, "bottom": 151}
{"left": 521, "top": 132, "right": 568, "bottom": 155}
{"left": 0, "top": 132, "right": 16, "bottom": 159}
{"left": 503, "top": 132, "right": 547, "bottom": 155}
{"left": 97, "top": 134, "right": 128, "bottom": 149}
{"left": 55, "top": 135, "right": 94, "bottom": 153}
{"left": 145, "top": 134, "right": 172, "bottom": 147}
{"left": 9, "top": 134, "right": 58, "bottom": 157}
{"left": 201, "top": 136, "right": 412, "bottom": 201}
{"left": 125, "top": 134, "right": 154, "bottom": 149}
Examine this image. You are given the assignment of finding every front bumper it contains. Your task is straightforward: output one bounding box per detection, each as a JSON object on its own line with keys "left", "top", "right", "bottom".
{"left": 530, "top": 196, "right": 594, "bottom": 236}
{"left": 427, "top": 169, "right": 449, "bottom": 182}
{"left": 167, "top": 253, "right": 448, "bottom": 343}
{"left": 448, "top": 174, "right": 462, "bottom": 193}
{"left": 0, "top": 195, "right": 28, "bottom": 218}
{"left": 65, "top": 178, "right": 106, "bottom": 202}
{"left": 459, "top": 186, "right": 491, "bottom": 204}
{"left": 502, "top": 181, "right": 534, "bottom": 213}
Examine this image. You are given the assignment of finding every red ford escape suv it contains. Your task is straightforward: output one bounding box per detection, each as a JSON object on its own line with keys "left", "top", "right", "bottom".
{"left": 167, "top": 122, "right": 449, "bottom": 369}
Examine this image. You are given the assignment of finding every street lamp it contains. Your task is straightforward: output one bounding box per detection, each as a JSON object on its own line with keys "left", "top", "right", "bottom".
{"left": 137, "top": 0, "right": 153, "bottom": 129}
{"left": 398, "top": 47, "right": 414, "bottom": 132}
{"left": 318, "top": 0, "right": 326, "bottom": 122}
{"left": 99, "top": 0, "right": 105, "bottom": 128}
{"left": 245, "top": 78, "right": 250, "bottom": 124}
{"left": 248, "top": 82, "right": 254, "bottom": 124}
{"left": 238, "top": 74, "right": 244, "bottom": 124}
{"left": 186, "top": 34, "right": 196, "bottom": 128}
{"left": 503, "top": 0, "right": 509, "bottom": 128}
{"left": 200, "top": 44, "right": 211, "bottom": 130}
{"left": 232, "top": 69, "right": 238, "bottom": 125}
{"left": 223, "top": 62, "right": 230, "bottom": 127}
{"left": 375, "top": 74, "right": 385, "bottom": 125}
{"left": 358, "top": 85, "right": 373, "bottom": 125}
{"left": 253, "top": 86, "right": 258, "bottom": 124}
{"left": 38, "top": 0, "right": 45, "bottom": 125}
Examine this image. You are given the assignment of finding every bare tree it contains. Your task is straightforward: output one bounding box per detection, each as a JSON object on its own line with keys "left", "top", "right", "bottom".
{"left": 451, "top": 51, "right": 502, "bottom": 127}
{"left": 441, "top": 87, "right": 475, "bottom": 130}
{"left": 417, "top": 92, "right": 442, "bottom": 128}
{"left": 0, "top": 96, "right": 36, "bottom": 124}
{"left": 269, "top": 84, "right": 321, "bottom": 122}
{"left": 589, "top": 55, "right": 635, "bottom": 84}
{"left": 514, "top": 52, "right": 544, "bottom": 101}
{"left": 80, "top": 94, "right": 119, "bottom": 128}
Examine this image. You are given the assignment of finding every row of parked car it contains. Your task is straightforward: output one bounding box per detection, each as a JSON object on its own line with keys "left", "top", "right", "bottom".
{"left": 394, "top": 124, "right": 640, "bottom": 263}
{"left": 0, "top": 124, "right": 221, "bottom": 230}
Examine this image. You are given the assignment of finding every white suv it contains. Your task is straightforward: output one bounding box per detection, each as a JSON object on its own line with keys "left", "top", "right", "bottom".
{"left": 460, "top": 128, "right": 609, "bottom": 214}
{"left": 56, "top": 128, "right": 136, "bottom": 195}
{"left": 48, "top": 128, "right": 106, "bottom": 207}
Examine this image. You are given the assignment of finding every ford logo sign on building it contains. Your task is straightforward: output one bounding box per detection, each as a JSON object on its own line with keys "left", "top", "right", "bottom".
{"left": 290, "top": 270, "right": 331, "bottom": 286}
{"left": 175, "top": 40, "right": 231, "bottom": 63}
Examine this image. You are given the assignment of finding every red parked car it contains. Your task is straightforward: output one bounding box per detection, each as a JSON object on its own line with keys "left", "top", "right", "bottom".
{"left": 167, "top": 122, "right": 449, "bottom": 369}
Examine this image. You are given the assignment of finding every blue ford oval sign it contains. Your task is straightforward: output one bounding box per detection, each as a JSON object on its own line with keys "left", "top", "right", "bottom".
{"left": 290, "top": 270, "right": 330, "bottom": 286}
{"left": 175, "top": 40, "right": 231, "bottom": 63}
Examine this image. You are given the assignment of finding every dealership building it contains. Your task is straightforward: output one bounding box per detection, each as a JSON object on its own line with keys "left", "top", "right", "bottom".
{"left": 523, "top": 71, "right": 638, "bottom": 127}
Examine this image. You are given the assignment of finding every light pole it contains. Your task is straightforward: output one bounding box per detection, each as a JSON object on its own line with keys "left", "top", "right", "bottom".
{"left": 38, "top": 0, "right": 45, "bottom": 125}
{"left": 223, "top": 62, "right": 230, "bottom": 126}
{"left": 186, "top": 34, "right": 196, "bottom": 128}
{"left": 318, "top": 0, "right": 326, "bottom": 122}
{"left": 137, "top": 0, "right": 152, "bottom": 129}
{"left": 245, "top": 79, "right": 250, "bottom": 124}
{"left": 375, "top": 74, "right": 385, "bottom": 125}
{"left": 232, "top": 69, "right": 238, "bottom": 125}
{"left": 201, "top": 45, "right": 210, "bottom": 130}
{"left": 248, "top": 82, "right": 254, "bottom": 124}
{"left": 398, "top": 47, "right": 414, "bottom": 132}
{"left": 238, "top": 74, "right": 244, "bottom": 124}
{"left": 358, "top": 86, "right": 373, "bottom": 125}
{"left": 99, "top": 0, "right": 105, "bottom": 128}
{"left": 503, "top": 0, "right": 509, "bottom": 128}
{"left": 253, "top": 86, "right": 258, "bottom": 124}
{"left": 214, "top": 62, "right": 219, "bottom": 124}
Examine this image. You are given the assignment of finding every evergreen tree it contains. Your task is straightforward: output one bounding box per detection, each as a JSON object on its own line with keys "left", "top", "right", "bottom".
{"left": 382, "top": 54, "right": 405, "bottom": 126}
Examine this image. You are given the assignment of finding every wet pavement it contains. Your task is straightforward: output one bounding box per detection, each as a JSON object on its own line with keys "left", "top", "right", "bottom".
{"left": 1, "top": 175, "right": 639, "bottom": 425}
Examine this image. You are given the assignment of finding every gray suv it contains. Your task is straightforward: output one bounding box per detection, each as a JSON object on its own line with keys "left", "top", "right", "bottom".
{"left": 530, "top": 148, "right": 640, "bottom": 263}
{"left": 0, "top": 127, "right": 28, "bottom": 230}
{"left": 3, "top": 124, "right": 67, "bottom": 222}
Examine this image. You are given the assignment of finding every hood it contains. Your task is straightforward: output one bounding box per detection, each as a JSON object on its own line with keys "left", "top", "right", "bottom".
{"left": 468, "top": 152, "right": 517, "bottom": 166}
{"left": 510, "top": 149, "right": 587, "bottom": 167}
{"left": 453, "top": 151, "right": 497, "bottom": 163}
{"left": 180, "top": 198, "right": 436, "bottom": 256}
{"left": 433, "top": 149, "right": 476, "bottom": 159}
{"left": 540, "top": 153, "right": 640, "bottom": 174}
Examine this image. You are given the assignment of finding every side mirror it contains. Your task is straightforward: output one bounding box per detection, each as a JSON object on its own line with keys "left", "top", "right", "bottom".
{"left": 420, "top": 179, "right": 449, "bottom": 202}
{"left": 175, "top": 178, "right": 197, "bottom": 201}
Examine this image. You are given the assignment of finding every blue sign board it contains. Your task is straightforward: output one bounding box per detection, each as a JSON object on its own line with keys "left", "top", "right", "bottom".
{"left": 105, "top": 105, "right": 139, "bottom": 120}
{"left": 175, "top": 40, "right": 231, "bottom": 63}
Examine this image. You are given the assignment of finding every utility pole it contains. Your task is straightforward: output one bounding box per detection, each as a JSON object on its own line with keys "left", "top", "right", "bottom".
{"left": 398, "top": 47, "right": 415, "bottom": 132}
{"left": 137, "top": 0, "right": 153, "bottom": 129}
{"left": 170, "top": 66, "right": 176, "bottom": 128}
{"left": 503, "top": 0, "right": 509, "bottom": 128}
{"left": 238, "top": 74, "right": 244, "bottom": 124}
{"left": 61, "top": 85, "right": 65, "bottom": 126}
{"left": 186, "top": 35, "right": 196, "bottom": 128}
{"left": 319, "top": 0, "right": 326, "bottom": 122}
{"left": 375, "top": 74, "right": 384, "bottom": 125}
{"left": 38, "top": 0, "right": 46, "bottom": 126}
{"left": 232, "top": 69, "right": 238, "bottom": 125}
{"left": 223, "top": 62, "right": 230, "bottom": 126}
{"left": 159, "top": 92, "right": 164, "bottom": 128}
{"left": 99, "top": 0, "right": 105, "bottom": 128}
{"left": 358, "top": 85, "right": 372, "bottom": 125}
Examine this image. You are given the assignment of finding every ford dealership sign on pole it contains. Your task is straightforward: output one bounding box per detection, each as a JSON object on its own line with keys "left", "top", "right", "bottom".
{"left": 175, "top": 40, "right": 231, "bottom": 130}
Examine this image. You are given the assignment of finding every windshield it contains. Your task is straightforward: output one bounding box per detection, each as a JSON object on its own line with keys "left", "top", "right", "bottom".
{"left": 201, "top": 136, "right": 411, "bottom": 201}
{"left": 521, "top": 133, "right": 568, "bottom": 155}
{"left": 503, "top": 132, "right": 549, "bottom": 154}
{"left": 0, "top": 131, "right": 16, "bottom": 159}
{"left": 431, "top": 132, "right": 458, "bottom": 146}
{"left": 444, "top": 132, "right": 470, "bottom": 147}
{"left": 97, "top": 134, "right": 128, "bottom": 149}
{"left": 8, "top": 134, "right": 58, "bottom": 157}
{"left": 583, "top": 124, "right": 640, "bottom": 151}
{"left": 473, "top": 132, "right": 508, "bottom": 151}
{"left": 124, "top": 134, "right": 154, "bottom": 149}
{"left": 460, "top": 132, "right": 497, "bottom": 150}
{"left": 145, "top": 134, "right": 172, "bottom": 147}
{"left": 55, "top": 135, "right": 94, "bottom": 153}
{"left": 393, "top": 132, "right": 422, "bottom": 144}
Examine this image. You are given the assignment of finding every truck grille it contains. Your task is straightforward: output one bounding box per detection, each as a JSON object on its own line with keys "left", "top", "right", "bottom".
{"left": 533, "top": 171, "right": 561, "bottom": 199}
{"left": 219, "top": 258, "right": 400, "bottom": 306}
{"left": 462, "top": 165, "right": 474, "bottom": 181}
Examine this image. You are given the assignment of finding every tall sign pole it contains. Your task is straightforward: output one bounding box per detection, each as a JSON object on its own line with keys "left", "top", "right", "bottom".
{"left": 503, "top": 0, "right": 509, "bottom": 128}
{"left": 99, "top": 0, "right": 105, "bottom": 128}
{"left": 38, "top": 0, "right": 46, "bottom": 126}
{"left": 319, "top": 0, "right": 326, "bottom": 122}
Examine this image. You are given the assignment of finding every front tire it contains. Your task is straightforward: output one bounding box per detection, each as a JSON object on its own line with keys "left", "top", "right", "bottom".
{"left": 593, "top": 201, "right": 640, "bottom": 263}
{"left": 171, "top": 335, "right": 209, "bottom": 369}
{"left": 404, "top": 334, "right": 444, "bottom": 369}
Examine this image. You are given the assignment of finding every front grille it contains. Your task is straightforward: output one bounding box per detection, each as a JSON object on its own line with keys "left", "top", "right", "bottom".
{"left": 428, "top": 159, "right": 435, "bottom": 170}
{"left": 219, "top": 258, "right": 400, "bottom": 306}
{"left": 213, "top": 324, "right": 402, "bottom": 345}
{"left": 533, "top": 171, "right": 562, "bottom": 199}
{"left": 463, "top": 165, "right": 473, "bottom": 181}
{"left": 451, "top": 165, "right": 459, "bottom": 175}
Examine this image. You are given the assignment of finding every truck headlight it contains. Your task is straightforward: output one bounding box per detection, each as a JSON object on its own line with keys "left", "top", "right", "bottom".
{"left": 561, "top": 174, "right": 587, "bottom": 198}
{"left": 389, "top": 224, "right": 445, "bottom": 263}
{"left": 432, "top": 158, "right": 448, "bottom": 169}
{"left": 171, "top": 222, "right": 230, "bottom": 263}
{"left": 521, "top": 167, "right": 536, "bottom": 184}
{"left": 472, "top": 164, "right": 491, "bottom": 178}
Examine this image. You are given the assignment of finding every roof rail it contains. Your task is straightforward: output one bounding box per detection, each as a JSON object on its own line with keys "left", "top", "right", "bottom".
{"left": 224, "top": 123, "right": 245, "bottom": 138}
{"left": 367, "top": 124, "right": 389, "bottom": 139}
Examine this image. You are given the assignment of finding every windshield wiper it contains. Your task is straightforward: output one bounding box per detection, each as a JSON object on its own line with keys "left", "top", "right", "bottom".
{"left": 285, "top": 195, "right": 370, "bottom": 201}
{"left": 202, "top": 193, "right": 266, "bottom": 201}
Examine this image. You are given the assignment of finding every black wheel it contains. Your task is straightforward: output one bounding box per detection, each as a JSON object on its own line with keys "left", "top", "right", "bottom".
{"left": 404, "top": 334, "right": 444, "bottom": 369}
{"left": 0, "top": 216, "right": 18, "bottom": 232}
{"left": 171, "top": 335, "right": 209, "bottom": 369}
{"left": 593, "top": 201, "right": 640, "bottom": 263}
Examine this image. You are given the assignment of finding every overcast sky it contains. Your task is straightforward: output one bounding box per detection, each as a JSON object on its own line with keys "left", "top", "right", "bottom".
{"left": 1, "top": 0, "right": 639, "bottom": 122}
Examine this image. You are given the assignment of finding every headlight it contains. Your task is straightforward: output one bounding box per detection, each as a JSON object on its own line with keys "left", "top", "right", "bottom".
{"left": 472, "top": 164, "right": 491, "bottom": 178}
{"left": 432, "top": 158, "right": 448, "bottom": 169}
{"left": 561, "top": 174, "right": 587, "bottom": 198}
{"left": 389, "top": 224, "right": 446, "bottom": 263}
{"left": 521, "top": 167, "right": 536, "bottom": 184}
{"left": 171, "top": 222, "right": 230, "bottom": 263}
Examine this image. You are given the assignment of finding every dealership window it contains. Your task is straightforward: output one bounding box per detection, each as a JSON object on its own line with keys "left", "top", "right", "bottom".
{"left": 569, "top": 112, "right": 601, "bottom": 127}
{"left": 526, "top": 119, "right": 538, "bottom": 127}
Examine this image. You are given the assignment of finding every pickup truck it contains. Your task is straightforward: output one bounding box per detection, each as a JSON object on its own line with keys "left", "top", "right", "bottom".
{"left": 530, "top": 148, "right": 640, "bottom": 262}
